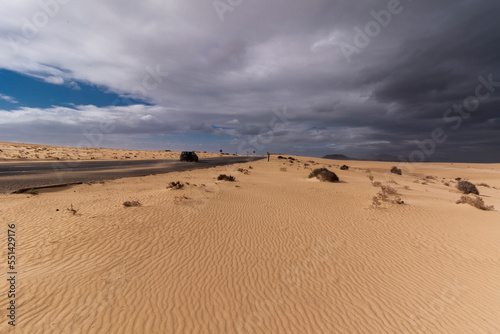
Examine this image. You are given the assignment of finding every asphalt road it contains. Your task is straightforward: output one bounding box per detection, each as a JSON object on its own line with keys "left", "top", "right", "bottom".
{"left": 0, "top": 156, "right": 264, "bottom": 194}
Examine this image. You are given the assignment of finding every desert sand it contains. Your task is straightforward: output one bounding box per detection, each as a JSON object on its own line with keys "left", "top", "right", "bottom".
{"left": 0, "top": 142, "right": 221, "bottom": 161}
{"left": 1, "top": 149, "right": 500, "bottom": 333}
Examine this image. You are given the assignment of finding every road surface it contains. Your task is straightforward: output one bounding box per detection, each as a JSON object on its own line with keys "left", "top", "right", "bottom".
{"left": 0, "top": 156, "right": 264, "bottom": 194}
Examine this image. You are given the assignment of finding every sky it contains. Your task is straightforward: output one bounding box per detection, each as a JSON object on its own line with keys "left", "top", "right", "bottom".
{"left": 1, "top": 0, "right": 499, "bottom": 162}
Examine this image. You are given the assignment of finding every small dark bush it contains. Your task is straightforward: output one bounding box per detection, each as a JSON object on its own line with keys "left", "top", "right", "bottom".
{"left": 455, "top": 177, "right": 462, "bottom": 181}
{"left": 217, "top": 174, "right": 235, "bottom": 181}
{"left": 308, "top": 168, "right": 339, "bottom": 182}
{"left": 167, "top": 181, "right": 184, "bottom": 190}
{"left": 456, "top": 181, "right": 479, "bottom": 195}
{"left": 238, "top": 168, "right": 249, "bottom": 174}
{"left": 277, "top": 156, "right": 286, "bottom": 159}
{"left": 123, "top": 201, "right": 141, "bottom": 207}
{"left": 390, "top": 166, "right": 402, "bottom": 175}
{"left": 288, "top": 157, "right": 295, "bottom": 161}
{"left": 340, "top": 165, "right": 349, "bottom": 170}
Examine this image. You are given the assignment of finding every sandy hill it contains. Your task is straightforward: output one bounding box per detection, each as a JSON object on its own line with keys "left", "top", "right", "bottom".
{"left": 0, "top": 141, "right": 220, "bottom": 161}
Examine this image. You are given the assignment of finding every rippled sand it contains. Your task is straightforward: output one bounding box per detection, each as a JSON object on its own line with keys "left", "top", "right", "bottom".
{"left": 1, "top": 155, "right": 499, "bottom": 333}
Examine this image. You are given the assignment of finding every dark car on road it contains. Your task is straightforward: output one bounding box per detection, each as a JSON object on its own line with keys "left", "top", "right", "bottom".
{"left": 180, "top": 151, "right": 199, "bottom": 162}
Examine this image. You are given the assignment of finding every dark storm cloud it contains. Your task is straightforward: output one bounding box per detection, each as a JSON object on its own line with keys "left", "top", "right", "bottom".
{"left": 1, "top": 0, "right": 499, "bottom": 161}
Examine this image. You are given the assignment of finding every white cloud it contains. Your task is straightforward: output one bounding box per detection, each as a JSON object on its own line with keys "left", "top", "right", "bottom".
{"left": 226, "top": 119, "right": 240, "bottom": 124}
{"left": 44, "top": 76, "right": 64, "bottom": 85}
{"left": 68, "top": 81, "right": 81, "bottom": 90}
{"left": 0, "top": 93, "right": 18, "bottom": 104}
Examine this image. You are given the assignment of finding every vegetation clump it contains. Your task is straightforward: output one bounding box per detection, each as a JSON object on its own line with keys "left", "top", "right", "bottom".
{"left": 309, "top": 168, "right": 339, "bottom": 183}
{"left": 456, "top": 181, "right": 479, "bottom": 195}
{"left": 27, "top": 188, "right": 39, "bottom": 195}
{"left": 456, "top": 195, "right": 494, "bottom": 211}
{"left": 340, "top": 165, "right": 349, "bottom": 170}
{"left": 167, "top": 181, "right": 184, "bottom": 190}
{"left": 217, "top": 174, "right": 236, "bottom": 181}
{"left": 277, "top": 156, "right": 286, "bottom": 159}
{"left": 280, "top": 167, "right": 287, "bottom": 172}
{"left": 123, "top": 201, "right": 141, "bottom": 207}
{"left": 68, "top": 204, "right": 77, "bottom": 215}
{"left": 372, "top": 185, "right": 403, "bottom": 207}
{"left": 390, "top": 166, "right": 402, "bottom": 175}
{"left": 237, "top": 168, "right": 249, "bottom": 174}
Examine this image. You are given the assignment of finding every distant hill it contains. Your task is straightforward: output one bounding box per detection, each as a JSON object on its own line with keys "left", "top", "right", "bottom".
{"left": 322, "top": 154, "right": 354, "bottom": 160}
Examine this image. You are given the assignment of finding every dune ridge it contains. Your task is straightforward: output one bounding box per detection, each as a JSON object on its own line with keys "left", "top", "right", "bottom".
{"left": 0, "top": 141, "right": 221, "bottom": 161}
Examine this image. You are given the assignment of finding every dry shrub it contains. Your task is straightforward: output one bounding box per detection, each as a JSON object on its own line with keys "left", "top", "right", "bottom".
{"left": 217, "top": 174, "right": 236, "bottom": 181}
{"left": 237, "top": 168, "right": 249, "bottom": 174}
{"left": 68, "top": 204, "right": 77, "bottom": 215}
{"left": 167, "top": 181, "right": 184, "bottom": 190}
{"left": 340, "top": 165, "right": 349, "bottom": 170}
{"left": 280, "top": 167, "right": 287, "bottom": 172}
{"left": 456, "top": 195, "right": 494, "bottom": 211}
{"left": 372, "top": 181, "right": 382, "bottom": 187}
{"left": 390, "top": 166, "right": 402, "bottom": 175}
{"left": 381, "top": 185, "right": 398, "bottom": 195}
{"left": 477, "top": 183, "right": 490, "bottom": 188}
{"left": 123, "top": 201, "right": 141, "bottom": 207}
{"left": 372, "top": 184, "right": 403, "bottom": 207}
{"left": 456, "top": 181, "right": 479, "bottom": 195}
{"left": 372, "top": 190, "right": 404, "bottom": 207}
{"left": 309, "top": 168, "right": 339, "bottom": 182}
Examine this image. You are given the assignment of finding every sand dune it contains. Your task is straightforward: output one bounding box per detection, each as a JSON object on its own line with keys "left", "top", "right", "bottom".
{"left": 1, "top": 154, "right": 499, "bottom": 333}
{"left": 0, "top": 142, "right": 221, "bottom": 161}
